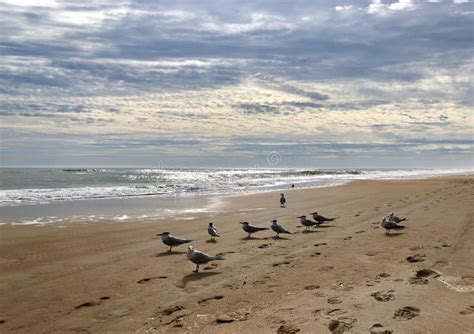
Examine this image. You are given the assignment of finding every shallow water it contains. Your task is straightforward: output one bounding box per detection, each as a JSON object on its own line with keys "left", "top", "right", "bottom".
{"left": 0, "top": 167, "right": 471, "bottom": 225}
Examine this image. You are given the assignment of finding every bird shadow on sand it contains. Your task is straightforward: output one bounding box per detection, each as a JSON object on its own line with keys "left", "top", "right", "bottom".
{"left": 179, "top": 272, "right": 221, "bottom": 289}
{"left": 241, "top": 236, "right": 266, "bottom": 240}
{"left": 317, "top": 225, "right": 334, "bottom": 228}
{"left": 270, "top": 236, "right": 292, "bottom": 240}
{"left": 301, "top": 230, "right": 321, "bottom": 234}
{"left": 206, "top": 239, "right": 217, "bottom": 244}
{"left": 385, "top": 232, "right": 405, "bottom": 238}
{"left": 155, "top": 251, "right": 187, "bottom": 257}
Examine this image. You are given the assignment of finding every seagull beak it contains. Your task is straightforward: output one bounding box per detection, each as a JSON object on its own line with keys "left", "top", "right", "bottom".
{"left": 157, "top": 233, "right": 163, "bottom": 236}
{"left": 239, "top": 222, "right": 246, "bottom": 224}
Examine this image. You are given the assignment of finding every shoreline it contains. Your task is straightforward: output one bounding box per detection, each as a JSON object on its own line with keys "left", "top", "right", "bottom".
{"left": 1, "top": 171, "right": 473, "bottom": 226}
{"left": 0, "top": 176, "right": 473, "bottom": 333}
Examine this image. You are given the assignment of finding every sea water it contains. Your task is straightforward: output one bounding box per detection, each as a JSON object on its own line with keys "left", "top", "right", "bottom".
{"left": 0, "top": 168, "right": 471, "bottom": 225}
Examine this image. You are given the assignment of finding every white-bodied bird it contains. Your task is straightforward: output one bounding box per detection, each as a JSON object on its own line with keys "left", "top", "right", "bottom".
{"left": 381, "top": 217, "right": 405, "bottom": 235}
{"left": 388, "top": 212, "right": 407, "bottom": 224}
{"left": 187, "top": 246, "right": 224, "bottom": 273}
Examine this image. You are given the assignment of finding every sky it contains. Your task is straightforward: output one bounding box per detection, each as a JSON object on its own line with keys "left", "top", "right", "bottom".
{"left": 0, "top": 0, "right": 473, "bottom": 168}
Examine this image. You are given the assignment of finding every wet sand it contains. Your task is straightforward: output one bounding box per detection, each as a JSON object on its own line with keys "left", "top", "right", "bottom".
{"left": 0, "top": 177, "right": 473, "bottom": 333}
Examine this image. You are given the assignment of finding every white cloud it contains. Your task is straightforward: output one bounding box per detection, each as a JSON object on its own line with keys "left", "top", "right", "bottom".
{"left": 335, "top": 5, "right": 353, "bottom": 11}
{"left": 389, "top": 0, "right": 415, "bottom": 11}
{"left": 368, "top": 0, "right": 416, "bottom": 15}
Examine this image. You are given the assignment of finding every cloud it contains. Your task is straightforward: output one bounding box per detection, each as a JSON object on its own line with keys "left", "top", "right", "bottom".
{"left": 0, "top": 0, "right": 473, "bottom": 167}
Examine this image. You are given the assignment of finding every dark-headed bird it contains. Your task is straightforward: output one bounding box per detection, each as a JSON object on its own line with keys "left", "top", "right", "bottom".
{"left": 311, "top": 211, "right": 336, "bottom": 224}
{"left": 239, "top": 221, "right": 269, "bottom": 238}
{"left": 297, "top": 215, "right": 319, "bottom": 231}
{"left": 157, "top": 232, "right": 193, "bottom": 252}
{"left": 208, "top": 222, "right": 220, "bottom": 240}
{"left": 271, "top": 219, "right": 292, "bottom": 237}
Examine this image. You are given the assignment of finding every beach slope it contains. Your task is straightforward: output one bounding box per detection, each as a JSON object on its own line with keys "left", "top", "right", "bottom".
{"left": 0, "top": 177, "right": 473, "bottom": 333}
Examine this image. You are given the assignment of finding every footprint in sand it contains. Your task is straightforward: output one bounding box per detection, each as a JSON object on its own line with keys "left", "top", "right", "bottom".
{"left": 327, "top": 297, "right": 342, "bottom": 304}
{"left": 304, "top": 285, "right": 320, "bottom": 290}
{"left": 319, "top": 266, "right": 334, "bottom": 272}
{"left": 137, "top": 276, "right": 167, "bottom": 284}
{"left": 460, "top": 305, "right": 474, "bottom": 315}
{"left": 204, "top": 263, "right": 219, "bottom": 270}
{"left": 258, "top": 243, "right": 271, "bottom": 249}
{"left": 215, "top": 309, "right": 250, "bottom": 324}
{"left": 273, "top": 261, "right": 291, "bottom": 267}
{"left": 406, "top": 254, "right": 425, "bottom": 263}
{"left": 393, "top": 306, "right": 420, "bottom": 320}
{"left": 277, "top": 322, "right": 300, "bottom": 334}
{"left": 370, "top": 323, "right": 393, "bottom": 334}
{"left": 326, "top": 309, "right": 347, "bottom": 316}
{"left": 328, "top": 317, "right": 357, "bottom": 334}
{"left": 314, "top": 243, "right": 327, "bottom": 247}
{"left": 198, "top": 295, "right": 224, "bottom": 306}
{"left": 408, "top": 269, "right": 439, "bottom": 285}
{"left": 371, "top": 290, "right": 395, "bottom": 302}
{"left": 159, "top": 305, "right": 184, "bottom": 316}
{"left": 74, "top": 301, "right": 101, "bottom": 309}
{"left": 376, "top": 273, "right": 391, "bottom": 279}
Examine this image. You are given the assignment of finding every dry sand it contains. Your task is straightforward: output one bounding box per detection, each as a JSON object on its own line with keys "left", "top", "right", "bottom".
{"left": 0, "top": 177, "right": 473, "bottom": 333}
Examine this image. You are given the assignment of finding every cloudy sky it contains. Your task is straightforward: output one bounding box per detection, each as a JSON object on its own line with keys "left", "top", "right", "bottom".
{"left": 0, "top": 0, "right": 472, "bottom": 168}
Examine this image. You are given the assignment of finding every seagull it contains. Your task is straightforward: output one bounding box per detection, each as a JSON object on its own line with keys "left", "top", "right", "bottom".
{"left": 280, "top": 193, "right": 286, "bottom": 207}
{"left": 311, "top": 211, "right": 336, "bottom": 223}
{"left": 271, "top": 219, "right": 292, "bottom": 237}
{"left": 381, "top": 217, "right": 405, "bottom": 235}
{"left": 239, "top": 221, "right": 269, "bottom": 238}
{"left": 297, "top": 215, "right": 319, "bottom": 231}
{"left": 187, "top": 246, "right": 224, "bottom": 273}
{"left": 157, "top": 232, "right": 193, "bottom": 252}
{"left": 208, "top": 222, "right": 220, "bottom": 241}
{"left": 388, "top": 212, "right": 407, "bottom": 224}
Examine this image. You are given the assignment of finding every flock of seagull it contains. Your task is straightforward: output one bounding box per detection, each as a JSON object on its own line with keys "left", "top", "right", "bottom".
{"left": 157, "top": 198, "right": 407, "bottom": 273}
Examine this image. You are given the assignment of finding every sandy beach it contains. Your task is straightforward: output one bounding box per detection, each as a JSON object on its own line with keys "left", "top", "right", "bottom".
{"left": 0, "top": 176, "right": 473, "bottom": 333}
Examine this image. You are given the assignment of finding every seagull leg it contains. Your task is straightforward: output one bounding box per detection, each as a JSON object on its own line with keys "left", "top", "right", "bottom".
{"left": 194, "top": 264, "right": 199, "bottom": 273}
{"left": 248, "top": 233, "right": 251, "bottom": 238}
{"left": 168, "top": 246, "right": 172, "bottom": 252}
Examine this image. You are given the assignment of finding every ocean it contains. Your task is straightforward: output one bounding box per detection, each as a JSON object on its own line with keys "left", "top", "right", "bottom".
{"left": 0, "top": 167, "right": 471, "bottom": 225}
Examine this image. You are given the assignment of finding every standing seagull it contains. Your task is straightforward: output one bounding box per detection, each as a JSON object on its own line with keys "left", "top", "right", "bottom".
{"left": 240, "top": 221, "right": 269, "bottom": 238}
{"left": 297, "top": 215, "right": 319, "bottom": 231}
{"left": 208, "top": 222, "right": 220, "bottom": 241}
{"left": 157, "top": 232, "right": 193, "bottom": 252}
{"left": 381, "top": 217, "right": 405, "bottom": 235}
{"left": 388, "top": 212, "right": 407, "bottom": 223}
{"left": 271, "top": 219, "right": 292, "bottom": 238}
{"left": 187, "top": 246, "right": 224, "bottom": 273}
{"left": 311, "top": 211, "right": 336, "bottom": 224}
{"left": 280, "top": 193, "right": 286, "bottom": 207}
